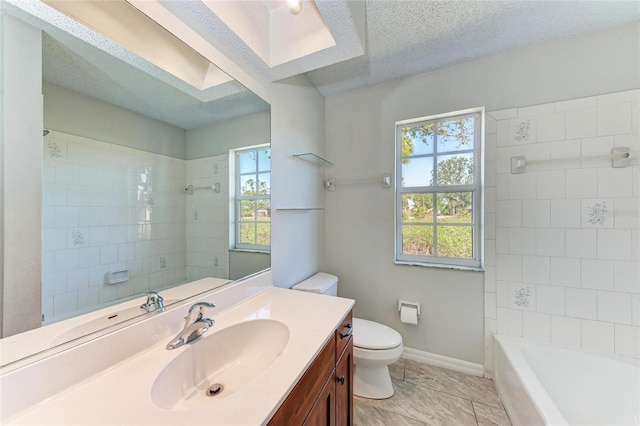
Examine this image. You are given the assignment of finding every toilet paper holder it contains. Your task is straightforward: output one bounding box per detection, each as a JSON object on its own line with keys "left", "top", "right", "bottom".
{"left": 398, "top": 300, "right": 420, "bottom": 317}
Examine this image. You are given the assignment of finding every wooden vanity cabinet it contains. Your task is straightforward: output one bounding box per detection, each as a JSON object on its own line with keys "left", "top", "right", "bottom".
{"left": 268, "top": 310, "right": 353, "bottom": 426}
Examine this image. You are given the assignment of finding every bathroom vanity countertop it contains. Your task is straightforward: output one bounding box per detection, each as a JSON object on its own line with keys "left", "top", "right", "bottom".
{"left": 4, "top": 286, "right": 355, "bottom": 425}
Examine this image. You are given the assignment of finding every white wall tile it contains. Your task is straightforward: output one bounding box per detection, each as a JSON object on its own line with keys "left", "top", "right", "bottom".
{"left": 536, "top": 285, "right": 565, "bottom": 315}
{"left": 496, "top": 200, "right": 522, "bottom": 227}
{"left": 485, "top": 239, "right": 496, "bottom": 266}
{"left": 550, "top": 257, "right": 580, "bottom": 287}
{"left": 42, "top": 271, "right": 67, "bottom": 297}
{"left": 496, "top": 254, "right": 522, "bottom": 281}
{"left": 489, "top": 108, "right": 518, "bottom": 121}
{"left": 565, "top": 107, "right": 597, "bottom": 139}
{"left": 118, "top": 243, "right": 135, "bottom": 262}
{"left": 67, "top": 185, "right": 91, "bottom": 206}
{"left": 550, "top": 315, "right": 581, "bottom": 347}
{"left": 43, "top": 228, "right": 67, "bottom": 251}
{"left": 633, "top": 230, "right": 640, "bottom": 262}
{"left": 614, "top": 198, "right": 640, "bottom": 229}
{"left": 632, "top": 294, "right": 640, "bottom": 326}
{"left": 614, "top": 324, "right": 640, "bottom": 358}
{"left": 537, "top": 111, "right": 565, "bottom": 142}
{"left": 66, "top": 268, "right": 89, "bottom": 291}
{"left": 485, "top": 213, "right": 496, "bottom": 240}
{"left": 99, "top": 245, "right": 118, "bottom": 264}
{"left": 78, "top": 207, "right": 101, "bottom": 227}
{"left": 54, "top": 206, "right": 79, "bottom": 229}
{"left": 523, "top": 311, "right": 551, "bottom": 343}
{"left": 523, "top": 200, "right": 550, "bottom": 228}
{"left": 484, "top": 318, "right": 497, "bottom": 373}
{"left": 42, "top": 251, "right": 55, "bottom": 275}
{"left": 109, "top": 225, "right": 127, "bottom": 244}
{"left": 614, "top": 261, "right": 640, "bottom": 293}
{"left": 597, "top": 229, "right": 631, "bottom": 261}
{"left": 90, "top": 226, "right": 109, "bottom": 247}
{"left": 53, "top": 292, "right": 78, "bottom": 317}
{"left": 509, "top": 117, "right": 537, "bottom": 145}
{"left": 565, "top": 288, "right": 597, "bottom": 320}
{"left": 598, "top": 167, "right": 633, "bottom": 198}
{"left": 497, "top": 281, "right": 509, "bottom": 308}
{"left": 536, "top": 228, "right": 565, "bottom": 257}
{"left": 581, "top": 259, "right": 614, "bottom": 291}
{"left": 537, "top": 171, "right": 565, "bottom": 199}
{"left": 566, "top": 229, "right": 597, "bottom": 259}
{"left": 597, "top": 102, "right": 633, "bottom": 136}
{"left": 566, "top": 169, "right": 598, "bottom": 199}
{"left": 597, "top": 291, "right": 632, "bottom": 324}
{"left": 78, "top": 246, "right": 100, "bottom": 268}
{"left": 485, "top": 292, "right": 497, "bottom": 319}
{"left": 509, "top": 228, "right": 536, "bottom": 255}
{"left": 497, "top": 308, "right": 523, "bottom": 337}
{"left": 54, "top": 249, "right": 78, "bottom": 272}
{"left": 485, "top": 265, "right": 497, "bottom": 292}
{"left": 551, "top": 199, "right": 581, "bottom": 228}
{"left": 509, "top": 173, "right": 537, "bottom": 200}
{"left": 556, "top": 96, "right": 597, "bottom": 112}
{"left": 43, "top": 183, "right": 67, "bottom": 206}
{"left": 522, "top": 256, "right": 550, "bottom": 285}
{"left": 550, "top": 139, "right": 581, "bottom": 170}
{"left": 67, "top": 228, "right": 88, "bottom": 248}
{"left": 89, "top": 265, "right": 108, "bottom": 286}
{"left": 582, "top": 320, "right": 614, "bottom": 352}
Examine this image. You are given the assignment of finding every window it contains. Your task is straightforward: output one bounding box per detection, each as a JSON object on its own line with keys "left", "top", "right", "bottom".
{"left": 395, "top": 108, "right": 483, "bottom": 269}
{"left": 235, "top": 147, "right": 271, "bottom": 251}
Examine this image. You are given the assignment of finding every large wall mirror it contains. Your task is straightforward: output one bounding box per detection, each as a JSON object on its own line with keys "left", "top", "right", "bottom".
{"left": 0, "top": 0, "right": 270, "bottom": 367}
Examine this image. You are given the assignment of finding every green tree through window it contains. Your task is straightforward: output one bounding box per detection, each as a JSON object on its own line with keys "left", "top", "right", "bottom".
{"left": 236, "top": 147, "right": 271, "bottom": 250}
{"left": 396, "top": 109, "right": 482, "bottom": 269}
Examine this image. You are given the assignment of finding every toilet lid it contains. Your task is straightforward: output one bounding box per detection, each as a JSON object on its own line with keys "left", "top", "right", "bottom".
{"left": 352, "top": 318, "right": 402, "bottom": 350}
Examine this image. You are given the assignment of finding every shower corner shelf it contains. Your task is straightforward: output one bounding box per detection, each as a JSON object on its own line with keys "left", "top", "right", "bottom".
{"left": 293, "top": 153, "right": 333, "bottom": 168}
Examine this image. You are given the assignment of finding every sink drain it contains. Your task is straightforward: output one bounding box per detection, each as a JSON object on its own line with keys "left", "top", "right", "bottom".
{"left": 206, "top": 383, "right": 224, "bottom": 397}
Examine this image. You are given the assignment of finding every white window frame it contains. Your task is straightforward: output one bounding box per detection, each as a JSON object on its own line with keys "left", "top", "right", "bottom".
{"left": 233, "top": 145, "right": 271, "bottom": 252}
{"left": 394, "top": 107, "right": 483, "bottom": 270}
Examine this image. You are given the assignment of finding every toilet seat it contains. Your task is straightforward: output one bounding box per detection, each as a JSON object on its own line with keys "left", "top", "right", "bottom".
{"left": 353, "top": 318, "right": 402, "bottom": 350}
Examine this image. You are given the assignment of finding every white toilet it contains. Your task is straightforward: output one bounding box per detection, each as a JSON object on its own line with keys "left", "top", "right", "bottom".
{"left": 292, "top": 273, "right": 403, "bottom": 399}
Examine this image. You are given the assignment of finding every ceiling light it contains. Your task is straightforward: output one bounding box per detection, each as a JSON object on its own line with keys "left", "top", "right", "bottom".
{"left": 286, "top": 0, "right": 302, "bottom": 15}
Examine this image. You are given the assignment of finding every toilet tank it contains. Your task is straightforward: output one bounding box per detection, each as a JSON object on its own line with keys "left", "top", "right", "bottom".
{"left": 292, "top": 273, "right": 338, "bottom": 296}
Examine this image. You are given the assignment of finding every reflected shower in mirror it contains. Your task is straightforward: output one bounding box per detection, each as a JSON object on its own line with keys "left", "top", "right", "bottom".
{"left": 0, "top": 0, "right": 269, "bottom": 367}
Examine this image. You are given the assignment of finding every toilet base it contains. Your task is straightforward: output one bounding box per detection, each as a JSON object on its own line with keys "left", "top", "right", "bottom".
{"left": 353, "top": 364, "right": 395, "bottom": 399}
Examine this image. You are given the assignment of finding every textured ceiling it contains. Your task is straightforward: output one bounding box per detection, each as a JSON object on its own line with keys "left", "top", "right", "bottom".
{"left": 305, "top": 1, "right": 640, "bottom": 97}
{"left": 6, "top": 0, "right": 269, "bottom": 130}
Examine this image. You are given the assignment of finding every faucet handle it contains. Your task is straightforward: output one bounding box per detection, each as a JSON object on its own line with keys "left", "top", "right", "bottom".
{"left": 140, "top": 291, "right": 165, "bottom": 313}
{"left": 186, "top": 302, "right": 216, "bottom": 321}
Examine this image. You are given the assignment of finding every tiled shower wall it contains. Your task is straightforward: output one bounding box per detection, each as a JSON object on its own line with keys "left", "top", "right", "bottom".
{"left": 185, "top": 155, "right": 230, "bottom": 281}
{"left": 42, "top": 131, "right": 187, "bottom": 323}
{"left": 484, "top": 89, "right": 640, "bottom": 372}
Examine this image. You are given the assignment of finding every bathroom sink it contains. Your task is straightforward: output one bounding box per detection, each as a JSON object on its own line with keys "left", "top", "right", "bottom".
{"left": 151, "top": 319, "right": 290, "bottom": 411}
{"left": 51, "top": 301, "right": 178, "bottom": 345}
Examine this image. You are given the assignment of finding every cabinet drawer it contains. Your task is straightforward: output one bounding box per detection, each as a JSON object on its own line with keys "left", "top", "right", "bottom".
{"left": 335, "top": 311, "right": 353, "bottom": 360}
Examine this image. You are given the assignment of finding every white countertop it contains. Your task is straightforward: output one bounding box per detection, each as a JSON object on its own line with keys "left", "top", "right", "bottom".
{"left": 3, "top": 285, "right": 354, "bottom": 425}
{"left": 0, "top": 277, "right": 231, "bottom": 369}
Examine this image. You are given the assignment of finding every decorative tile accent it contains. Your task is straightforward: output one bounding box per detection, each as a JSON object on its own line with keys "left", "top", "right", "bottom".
{"left": 193, "top": 209, "right": 199, "bottom": 221}
{"left": 47, "top": 141, "right": 62, "bottom": 159}
{"left": 143, "top": 192, "right": 154, "bottom": 207}
{"left": 158, "top": 256, "right": 168, "bottom": 270}
{"left": 514, "top": 286, "right": 531, "bottom": 308}
{"left": 71, "top": 229, "right": 85, "bottom": 247}
{"left": 587, "top": 201, "right": 609, "bottom": 225}
{"left": 214, "top": 164, "right": 219, "bottom": 175}
{"left": 514, "top": 120, "right": 531, "bottom": 143}
{"left": 213, "top": 256, "right": 219, "bottom": 267}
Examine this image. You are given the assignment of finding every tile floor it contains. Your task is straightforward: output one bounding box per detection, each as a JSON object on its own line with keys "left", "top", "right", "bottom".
{"left": 354, "top": 358, "right": 512, "bottom": 426}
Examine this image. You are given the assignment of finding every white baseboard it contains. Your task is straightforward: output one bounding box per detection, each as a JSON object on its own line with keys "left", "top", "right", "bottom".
{"left": 402, "top": 347, "right": 485, "bottom": 377}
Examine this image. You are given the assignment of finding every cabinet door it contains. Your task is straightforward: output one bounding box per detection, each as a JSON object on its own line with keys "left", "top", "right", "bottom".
{"left": 303, "top": 374, "right": 336, "bottom": 426}
{"left": 335, "top": 337, "right": 353, "bottom": 426}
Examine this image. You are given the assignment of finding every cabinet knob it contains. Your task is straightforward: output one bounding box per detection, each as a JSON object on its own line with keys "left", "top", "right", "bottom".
{"left": 336, "top": 375, "right": 345, "bottom": 385}
{"left": 340, "top": 323, "right": 352, "bottom": 339}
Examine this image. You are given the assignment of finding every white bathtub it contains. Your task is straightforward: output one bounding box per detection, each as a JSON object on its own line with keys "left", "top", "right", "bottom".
{"left": 494, "top": 335, "right": 640, "bottom": 426}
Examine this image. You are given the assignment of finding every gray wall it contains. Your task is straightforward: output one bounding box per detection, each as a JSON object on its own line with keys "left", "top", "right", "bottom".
{"left": 186, "top": 111, "right": 270, "bottom": 159}
{"left": 43, "top": 82, "right": 186, "bottom": 158}
{"left": 324, "top": 22, "right": 640, "bottom": 364}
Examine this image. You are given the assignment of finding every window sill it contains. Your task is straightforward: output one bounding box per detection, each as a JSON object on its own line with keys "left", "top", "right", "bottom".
{"left": 230, "top": 248, "right": 271, "bottom": 255}
{"left": 394, "top": 260, "right": 483, "bottom": 272}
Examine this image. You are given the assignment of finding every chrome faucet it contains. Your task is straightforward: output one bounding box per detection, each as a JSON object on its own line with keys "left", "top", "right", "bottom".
{"left": 140, "top": 291, "right": 165, "bottom": 313}
{"left": 166, "top": 302, "right": 216, "bottom": 350}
